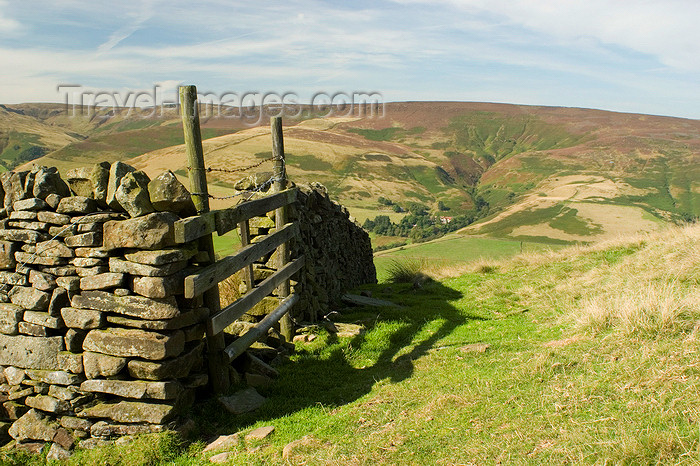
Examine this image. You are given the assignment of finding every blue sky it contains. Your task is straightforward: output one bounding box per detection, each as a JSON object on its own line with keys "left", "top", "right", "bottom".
{"left": 1, "top": 0, "right": 699, "bottom": 119}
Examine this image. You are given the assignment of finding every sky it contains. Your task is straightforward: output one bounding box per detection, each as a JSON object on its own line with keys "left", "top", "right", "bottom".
{"left": 1, "top": 0, "right": 699, "bottom": 119}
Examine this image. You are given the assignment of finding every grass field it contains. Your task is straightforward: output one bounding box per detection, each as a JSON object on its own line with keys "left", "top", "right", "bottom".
{"left": 373, "top": 234, "right": 563, "bottom": 281}
{"left": 7, "top": 224, "right": 697, "bottom": 464}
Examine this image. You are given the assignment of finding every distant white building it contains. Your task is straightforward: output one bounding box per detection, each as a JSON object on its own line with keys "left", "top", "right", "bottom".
{"left": 440, "top": 216, "right": 453, "bottom": 224}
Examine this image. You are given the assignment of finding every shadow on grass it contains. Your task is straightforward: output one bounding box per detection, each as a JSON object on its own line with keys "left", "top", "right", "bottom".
{"left": 191, "top": 278, "right": 490, "bottom": 437}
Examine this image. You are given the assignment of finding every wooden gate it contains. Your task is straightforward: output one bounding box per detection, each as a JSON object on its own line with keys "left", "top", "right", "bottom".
{"left": 177, "top": 85, "right": 303, "bottom": 393}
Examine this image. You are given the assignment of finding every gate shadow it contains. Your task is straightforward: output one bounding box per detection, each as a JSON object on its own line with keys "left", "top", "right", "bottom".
{"left": 192, "top": 279, "right": 488, "bottom": 436}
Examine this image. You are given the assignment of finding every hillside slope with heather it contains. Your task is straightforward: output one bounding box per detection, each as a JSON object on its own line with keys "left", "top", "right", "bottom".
{"left": 7, "top": 101, "right": 700, "bottom": 243}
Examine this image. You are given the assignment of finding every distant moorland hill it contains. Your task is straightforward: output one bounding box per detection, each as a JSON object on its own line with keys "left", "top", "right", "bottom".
{"left": 3, "top": 101, "right": 698, "bottom": 244}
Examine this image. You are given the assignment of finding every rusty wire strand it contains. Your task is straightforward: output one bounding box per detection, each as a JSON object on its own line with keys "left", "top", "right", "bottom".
{"left": 186, "top": 157, "right": 274, "bottom": 174}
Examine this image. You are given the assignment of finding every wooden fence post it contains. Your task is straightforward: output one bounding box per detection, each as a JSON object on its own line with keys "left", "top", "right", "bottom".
{"left": 179, "top": 85, "right": 230, "bottom": 394}
{"left": 271, "top": 116, "right": 294, "bottom": 342}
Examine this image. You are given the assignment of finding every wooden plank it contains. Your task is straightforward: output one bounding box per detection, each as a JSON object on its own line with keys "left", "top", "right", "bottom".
{"left": 238, "top": 219, "right": 254, "bottom": 292}
{"left": 184, "top": 222, "right": 298, "bottom": 298}
{"left": 214, "top": 188, "right": 297, "bottom": 236}
{"left": 174, "top": 212, "right": 215, "bottom": 244}
{"left": 224, "top": 293, "right": 300, "bottom": 362}
{"left": 179, "top": 84, "right": 229, "bottom": 394}
{"left": 208, "top": 255, "right": 305, "bottom": 335}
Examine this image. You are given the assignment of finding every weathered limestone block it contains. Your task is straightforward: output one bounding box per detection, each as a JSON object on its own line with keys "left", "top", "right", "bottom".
{"left": 131, "top": 271, "right": 187, "bottom": 299}
{"left": 56, "top": 196, "right": 97, "bottom": 215}
{"left": 9, "top": 286, "right": 50, "bottom": 311}
{"left": 218, "top": 387, "right": 266, "bottom": 414}
{"left": 115, "top": 171, "right": 154, "bottom": 218}
{"left": 71, "top": 257, "right": 104, "bottom": 267}
{"left": 0, "top": 271, "right": 28, "bottom": 286}
{"left": 109, "top": 257, "right": 186, "bottom": 277}
{"left": 124, "top": 245, "right": 196, "bottom": 266}
{"left": 76, "top": 266, "right": 109, "bottom": 277}
{"left": 74, "top": 247, "right": 111, "bottom": 258}
{"left": 64, "top": 329, "right": 86, "bottom": 353}
{"left": 61, "top": 307, "right": 104, "bottom": 329}
{"left": 8, "top": 409, "right": 59, "bottom": 442}
{"left": 25, "top": 395, "right": 70, "bottom": 414}
{"left": 127, "top": 342, "right": 203, "bottom": 380}
{"left": 0, "top": 303, "right": 23, "bottom": 335}
{"left": 37, "top": 211, "right": 71, "bottom": 226}
{"left": 48, "top": 288, "right": 70, "bottom": 317}
{"left": 0, "top": 241, "right": 17, "bottom": 269}
{"left": 68, "top": 168, "right": 93, "bottom": 197}
{"left": 7, "top": 220, "right": 50, "bottom": 231}
{"left": 13, "top": 198, "right": 48, "bottom": 212}
{"left": 106, "top": 161, "right": 136, "bottom": 209}
{"left": 76, "top": 222, "right": 102, "bottom": 233}
{"left": 9, "top": 210, "right": 37, "bottom": 220}
{"left": 28, "top": 270, "right": 57, "bottom": 291}
{"left": 82, "top": 328, "right": 184, "bottom": 360}
{"left": 14, "top": 251, "right": 66, "bottom": 266}
{"left": 48, "top": 224, "right": 77, "bottom": 238}
{"left": 90, "top": 420, "right": 165, "bottom": 438}
{"left": 36, "top": 240, "right": 74, "bottom": 258}
{"left": 105, "top": 307, "right": 207, "bottom": 331}
{"left": 56, "top": 351, "right": 83, "bottom": 374}
{"left": 71, "top": 290, "right": 180, "bottom": 320}
{"left": 0, "top": 229, "right": 47, "bottom": 244}
{"left": 25, "top": 369, "right": 84, "bottom": 386}
{"left": 103, "top": 212, "right": 178, "bottom": 250}
{"left": 0, "top": 335, "right": 63, "bottom": 369}
{"left": 80, "top": 272, "right": 125, "bottom": 291}
{"left": 44, "top": 193, "right": 61, "bottom": 210}
{"left": 18, "top": 321, "right": 48, "bottom": 337}
{"left": 60, "top": 416, "right": 93, "bottom": 432}
{"left": 80, "top": 379, "right": 183, "bottom": 400}
{"left": 56, "top": 276, "right": 81, "bottom": 292}
{"left": 82, "top": 352, "right": 127, "bottom": 379}
{"left": 47, "top": 442, "right": 72, "bottom": 461}
{"left": 32, "top": 167, "right": 70, "bottom": 200}
{"left": 3, "top": 400, "right": 29, "bottom": 420}
{"left": 78, "top": 400, "right": 176, "bottom": 424}
{"left": 148, "top": 170, "right": 196, "bottom": 216}
{"left": 4, "top": 366, "right": 25, "bottom": 385}
{"left": 7, "top": 385, "right": 34, "bottom": 400}
{"left": 65, "top": 232, "right": 102, "bottom": 248}
{"left": 23, "top": 311, "right": 63, "bottom": 329}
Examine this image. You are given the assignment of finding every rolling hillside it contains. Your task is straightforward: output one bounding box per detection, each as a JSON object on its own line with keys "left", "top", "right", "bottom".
{"left": 6, "top": 101, "right": 700, "bottom": 244}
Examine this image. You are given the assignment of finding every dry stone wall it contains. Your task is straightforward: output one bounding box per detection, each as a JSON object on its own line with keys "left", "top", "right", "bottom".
{"left": 240, "top": 181, "right": 376, "bottom": 323}
{"left": 0, "top": 164, "right": 376, "bottom": 455}
{"left": 0, "top": 163, "right": 207, "bottom": 455}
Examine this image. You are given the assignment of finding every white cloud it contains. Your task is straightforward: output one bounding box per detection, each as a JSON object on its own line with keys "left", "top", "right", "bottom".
{"left": 396, "top": 0, "right": 700, "bottom": 71}
{"left": 0, "top": 0, "right": 20, "bottom": 33}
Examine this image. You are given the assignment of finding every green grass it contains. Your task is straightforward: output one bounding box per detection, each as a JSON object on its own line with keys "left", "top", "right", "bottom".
{"left": 447, "top": 112, "right": 589, "bottom": 161}
{"left": 0, "top": 131, "right": 50, "bottom": 169}
{"left": 373, "top": 235, "right": 560, "bottom": 281}
{"left": 4, "top": 226, "right": 699, "bottom": 464}
{"left": 347, "top": 126, "right": 426, "bottom": 142}
{"left": 47, "top": 126, "right": 236, "bottom": 164}
{"left": 212, "top": 231, "right": 242, "bottom": 258}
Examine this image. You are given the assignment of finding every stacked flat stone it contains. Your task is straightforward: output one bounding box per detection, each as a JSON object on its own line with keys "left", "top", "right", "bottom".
{"left": 0, "top": 163, "right": 206, "bottom": 455}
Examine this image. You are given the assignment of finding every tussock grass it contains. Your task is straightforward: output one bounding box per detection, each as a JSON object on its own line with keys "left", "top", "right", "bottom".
{"left": 385, "top": 258, "right": 432, "bottom": 285}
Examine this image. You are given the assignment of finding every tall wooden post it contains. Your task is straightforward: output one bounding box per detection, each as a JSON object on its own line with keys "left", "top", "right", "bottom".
{"left": 179, "top": 85, "right": 230, "bottom": 394}
{"left": 271, "top": 116, "right": 294, "bottom": 341}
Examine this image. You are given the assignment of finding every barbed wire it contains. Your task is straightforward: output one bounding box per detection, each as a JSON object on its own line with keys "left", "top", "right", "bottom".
{"left": 186, "top": 157, "right": 274, "bottom": 174}
{"left": 190, "top": 154, "right": 286, "bottom": 201}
